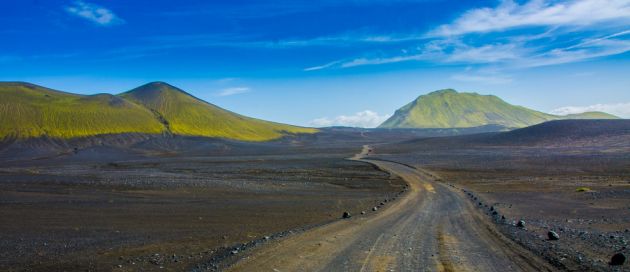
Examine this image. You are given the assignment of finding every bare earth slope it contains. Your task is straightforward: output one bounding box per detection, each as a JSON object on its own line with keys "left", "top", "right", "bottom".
{"left": 226, "top": 146, "right": 553, "bottom": 272}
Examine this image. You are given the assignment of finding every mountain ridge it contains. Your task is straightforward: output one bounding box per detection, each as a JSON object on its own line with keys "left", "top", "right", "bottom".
{"left": 379, "top": 89, "right": 619, "bottom": 129}
{"left": 0, "top": 82, "right": 316, "bottom": 141}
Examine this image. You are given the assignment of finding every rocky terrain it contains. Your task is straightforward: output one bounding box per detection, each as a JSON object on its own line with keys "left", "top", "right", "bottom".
{"left": 373, "top": 120, "right": 630, "bottom": 271}
{"left": 0, "top": 140, "right": 405, "bottom": 271}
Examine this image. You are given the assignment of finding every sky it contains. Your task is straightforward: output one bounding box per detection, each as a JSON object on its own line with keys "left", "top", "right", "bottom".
{"left": 2, "top": 0, "right": 630, "bottom": 127}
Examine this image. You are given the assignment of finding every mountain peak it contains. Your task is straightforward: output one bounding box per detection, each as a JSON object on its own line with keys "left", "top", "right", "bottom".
{"left": 428, "top": 89, "right": 458, "bottom": 95}
{"left": 380, "top": 89, "right": 619, "bottom": 129}
{"left": 121, "top": 82, "right": 201, "bottom": 105}
{"left": 117, "top": 82, "right": 317, "bottom": 140}
{"left": 1, "top": 82, "right": 316, "bottom": 141}
{"left": 130, "top": 81, "right": 189, "bottom": 94}
{"left": 143, "top": 81, "right": 177, "bottom": 88}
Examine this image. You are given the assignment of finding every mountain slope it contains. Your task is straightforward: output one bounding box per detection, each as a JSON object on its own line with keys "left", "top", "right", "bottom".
{"left": 0, "top": 82, "right": 316, "bottom": 141}
{"left": 379, "top": 89, "right": 619, "bottom": 128}
{"left": 118, "top": 82, "right": 317, "bottom": 141}
{"left": 0, "top": 82, "right": 164, "bottom": 139}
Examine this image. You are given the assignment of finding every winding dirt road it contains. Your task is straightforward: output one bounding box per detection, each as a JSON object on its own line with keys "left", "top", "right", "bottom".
{"left": 226, "top": 146, "right": 554, "bottom": 272}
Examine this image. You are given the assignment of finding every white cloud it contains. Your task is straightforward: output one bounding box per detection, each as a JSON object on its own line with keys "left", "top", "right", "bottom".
{"left": 431, "top": 0, "right": 630, "bottom": 36}
{"left": 66, "top": 1, "right": 124, "bottom": 26}
{"left": 217, "top": 87, "right": 250, "bottom": 96}
{"left": 304, "top": 39, "right": 527, "bottom": 69}
{"left": 304, "top": 60, "right": 343, "bottom": 71}
{"left": 551, "top": 103, "right": 630, "bottom": 118}
{"left": 309, "top": 110, "right": 391, "bottom": 128}
{"left": 307, "top": 28, "right": 630, "bottom": 70}
{"left": 305, "top": 0, "right": 630, "bottom": 71}
{"left": 451, "top": 73, "right": 513, "bottom": 85}
{"left": 516, "top": 30, "right": 630, "bottom": 67}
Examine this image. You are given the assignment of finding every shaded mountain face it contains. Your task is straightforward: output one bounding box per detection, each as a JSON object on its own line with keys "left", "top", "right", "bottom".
{"left": 379, "top": 89, "right": 619, "bottom": 129}
{"left": 0, "top": 82, "right": 316, "bottom": 141}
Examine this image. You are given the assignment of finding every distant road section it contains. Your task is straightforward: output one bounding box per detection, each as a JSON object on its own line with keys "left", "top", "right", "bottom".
{"left": 227, "top": 146, "right": 554, "bottom": 272}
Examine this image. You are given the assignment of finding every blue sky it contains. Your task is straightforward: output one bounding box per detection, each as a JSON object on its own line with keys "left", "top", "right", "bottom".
{"left": 2, "top": 0, "right": 630, "bottom": 127}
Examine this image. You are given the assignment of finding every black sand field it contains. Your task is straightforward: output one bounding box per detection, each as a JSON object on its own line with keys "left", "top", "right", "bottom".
{"left": 372, "top": 120, "right": 630, "bottom": 271}
{"left": 1, "top": 121, "right": 629, "bottom": 271}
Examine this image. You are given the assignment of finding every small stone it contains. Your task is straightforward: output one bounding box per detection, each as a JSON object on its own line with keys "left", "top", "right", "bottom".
{"left": 372, "top": 207, "right": 378, "bottom": 211}
{"left": 516, "top": 220, "right": 526, "bottom": 228}
{"left": 548, "top": 231, "right": 560, "bottom": 240}
{"left": 264, "top": 236, "right": 270, "bottom": 240}
{"left": 231, "top": 250, "right": 239, "bottom": 255}
{"left": 361, "top": 211, "right": 366, "bottom": 215}
{"left": 610, "top": 253, "right": 626, "bottom": 266}
{"left": 342, "top": 212, "right": 351, "bottom": 219}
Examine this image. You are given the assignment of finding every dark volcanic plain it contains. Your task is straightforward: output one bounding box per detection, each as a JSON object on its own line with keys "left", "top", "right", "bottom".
{"left": 373, "top": 120, "right": 630, "bottom": 271}
{"left": 0, "top": 128, "right": 447, "bottom": 271}
{"left": 1, "top": 121, "right": 629, "bottom": 271}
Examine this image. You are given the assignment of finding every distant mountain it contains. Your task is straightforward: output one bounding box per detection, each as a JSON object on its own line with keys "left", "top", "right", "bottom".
{"left": 379, "top": 89, "right": 619, "bottom": 128}
{"left": 0, "top": 82, "right": 316, "bottom": 141}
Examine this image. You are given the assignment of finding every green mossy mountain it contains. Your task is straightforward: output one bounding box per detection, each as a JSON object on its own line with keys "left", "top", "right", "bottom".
{"left": 379, "top": 89, "right": 619, "bottom": 129}
{"left": 119, "top": 82, "right": 317, "bottom": 141}
{"left": 0, "top": 82, "right": 316, "bottom": 141}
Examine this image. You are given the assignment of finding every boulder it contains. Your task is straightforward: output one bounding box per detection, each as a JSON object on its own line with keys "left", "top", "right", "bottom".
{"left": 342, "top": 212, "right": 351, "bottom": 219}
{"left": 548, "top": 231, "right": 560, "bottom": 240}
{"left": 610, "top": 253, "right": 626, "bottom": 266}
{"left": 516, "top": 220, "right": 526, "bottom": 228}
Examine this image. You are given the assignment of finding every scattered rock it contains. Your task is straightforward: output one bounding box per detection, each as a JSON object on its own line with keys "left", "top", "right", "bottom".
{"left": 342, "top": 212, "right": 351, "bottom": 219}
{"left": 610, "top": 253, "right": 626, "bottom": 266}
{"left": 548, "top": 231, "right": 560, "bottom": 240}
{"left": 516, "top": 220, "right": 526, "bottom": 228}
{"left": 372, "top": 207, "right": 378, "bottom": 211}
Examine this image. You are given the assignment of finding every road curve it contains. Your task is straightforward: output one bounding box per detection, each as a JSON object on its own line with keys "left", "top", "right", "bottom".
{"left": 226, "top": 146, "right": 555, "bottom": 272}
